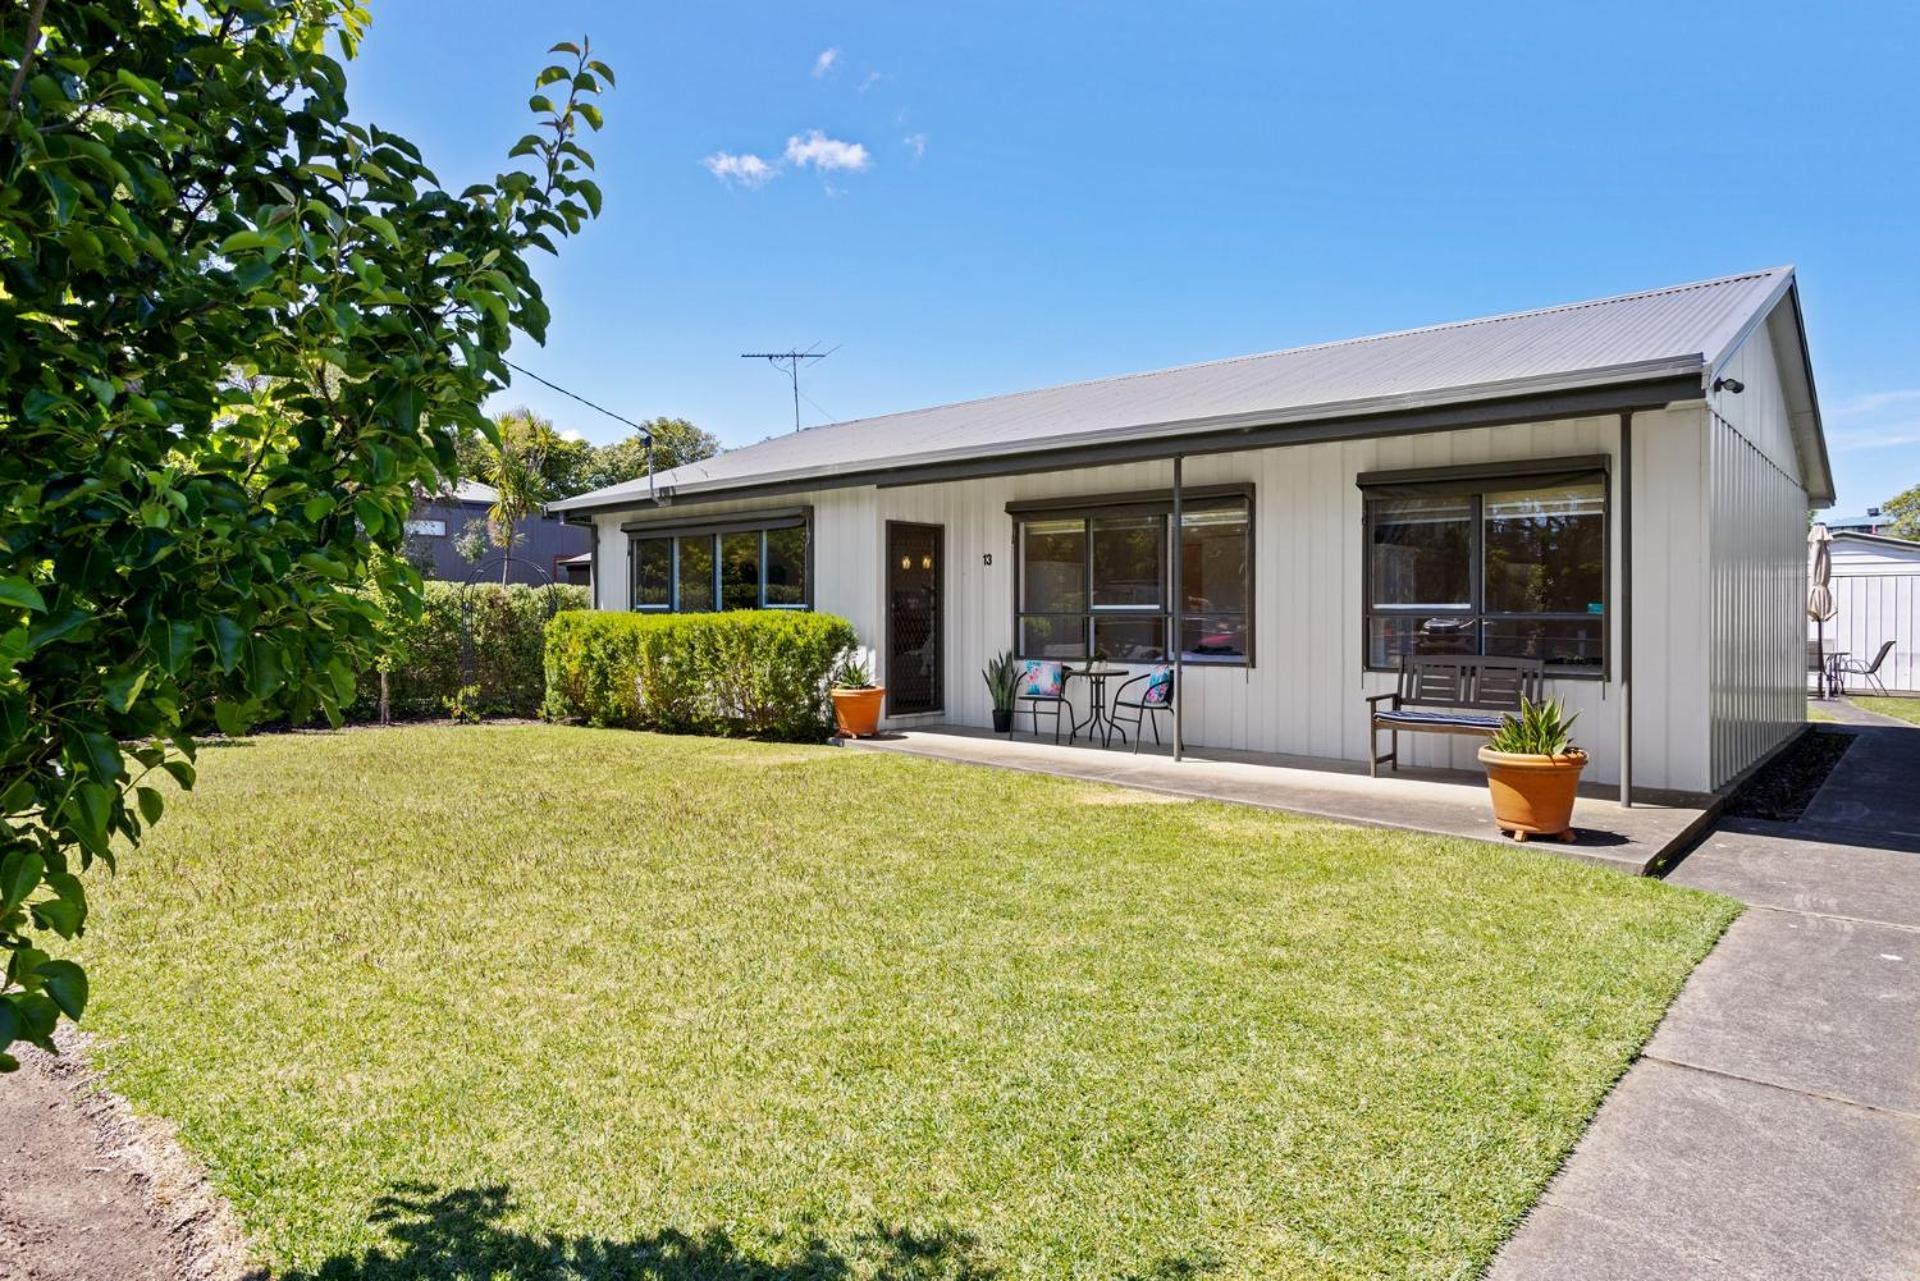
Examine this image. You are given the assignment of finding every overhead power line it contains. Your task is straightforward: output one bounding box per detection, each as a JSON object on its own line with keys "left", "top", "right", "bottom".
{"left": 502, "top": 357, "right": 652, "bottom": 442}
{"left": 500, "top": 356, "right": 656, "bottom": 502}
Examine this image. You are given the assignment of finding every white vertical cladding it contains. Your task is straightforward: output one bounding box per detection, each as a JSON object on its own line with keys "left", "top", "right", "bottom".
{"left": 1705, "top": 415, "right": 1807, "bottom": 786}
{"left": 1628, "top": 406, "right": 1711, "bottom": 794}
{"left": 859, "top": 413, "right": 1719, "bottom": 790}
{"left": 584, "top": 411, "right": 1748, "bottom": 793}
{"left": 1704, "top": 314, "right": 1810, "bottom": 789}
{"left": 591, "top": 488, "right": 886, "bottom": 659}
{"left": 591, "top": 512, "right": 626, "bottom": 610}
{"left": 1828, "top": 572, "right": 1920, "bottom": 694}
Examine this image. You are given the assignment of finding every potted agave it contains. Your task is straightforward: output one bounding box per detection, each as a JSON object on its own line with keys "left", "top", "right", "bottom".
{"left": 1478, "top": 697, "right": 1586, "bottom": 843}
{"left": 982, "top": 649, "right": 1018, "bottom": 734}
{"left": 829, "top": 654, "right": 886, "bottom": 739}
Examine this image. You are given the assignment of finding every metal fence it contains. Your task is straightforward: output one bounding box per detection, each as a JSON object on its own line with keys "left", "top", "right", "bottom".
{"left": 1823, "top": 572, "right": 1920, "bottom": 693}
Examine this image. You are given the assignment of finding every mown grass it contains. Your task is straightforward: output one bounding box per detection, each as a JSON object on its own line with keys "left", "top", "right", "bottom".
{"left": 1850, "top": 694, "right": 1920, "bottom": 726}
{"left": 76, "top": 725, "right": 1738, "bottom": 1280}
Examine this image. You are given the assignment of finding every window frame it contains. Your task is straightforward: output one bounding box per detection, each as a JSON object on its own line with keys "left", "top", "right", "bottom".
{"left": 1007, "top": 484, "right": 1254, "bottom": 668}
{"left": 621, "top": 507, "right": 814, "bottom": 614}
{"left": 1357, "top": 458, "right": 1610, "bottom": 680}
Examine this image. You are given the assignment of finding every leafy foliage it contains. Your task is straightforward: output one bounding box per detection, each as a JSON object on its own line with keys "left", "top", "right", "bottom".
{"left": 0, "top": 1, "right": 612, "bottom": 1065}
{"left": 981, "top": 650, "right": 1019, "bottom": 712}
{"left": 473, "top": 408, "right": 563, "bottom": 577}
{"left": 1881, "top": 482, "right": 1920, "bottom": 542}
{"left": 461, "top": 415, "right": 721, "bottom": 498}
{"left": 354, "top": 581, "right": 587, "bottom": 721}
{"left": 832, "top": 654, "right": 876, "bottom": 690}
{"left": 543, "top": 610, "right": 857, "bottom": 740}
{"left": 577, "top": 419, "right": 721, "bottom": 490}
{"left": 1487, "top": 697, "right": 1582, "bottom": 757}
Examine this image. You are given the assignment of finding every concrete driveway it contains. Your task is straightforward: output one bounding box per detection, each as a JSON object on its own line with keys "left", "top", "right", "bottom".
{"left": 1492, "top": 722, "right": 1920, "bottom": 1279}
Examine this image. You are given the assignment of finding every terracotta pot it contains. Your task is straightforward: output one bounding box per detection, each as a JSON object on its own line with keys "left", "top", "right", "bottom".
{"left": 1477, "top": 746, "right": 1588, "bottom": 842}
{"left": 831, "top": 686, "right": 886, "bottom": 738}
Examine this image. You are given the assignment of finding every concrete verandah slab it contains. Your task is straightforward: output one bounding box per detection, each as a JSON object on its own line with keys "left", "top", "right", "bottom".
{"left": 840, "top": 724, "right": 1713, "bottom": 874}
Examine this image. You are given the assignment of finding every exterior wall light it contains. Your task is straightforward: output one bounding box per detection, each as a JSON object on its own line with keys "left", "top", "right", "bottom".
{"left": 1712, "top": 376, "right": 1745, "bottom": 394}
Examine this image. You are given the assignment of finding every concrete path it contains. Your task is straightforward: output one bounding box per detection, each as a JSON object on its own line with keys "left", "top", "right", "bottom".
{"left": 1492, "top": 723, "right": 1920, "bottom": 1279}
{"left": 845, "top": 725, "right": 1713, "bottom": 875}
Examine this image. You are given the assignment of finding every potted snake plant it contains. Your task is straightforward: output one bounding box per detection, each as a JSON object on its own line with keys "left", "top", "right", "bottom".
{"left": 829, "top": 653, "right": 886, "bottom": 739}
{"left": 1478, "top": 697, "right": 1586, "bottom": 842}
{"left": 982, "top": 650, "right": 1018, "bottom": 734}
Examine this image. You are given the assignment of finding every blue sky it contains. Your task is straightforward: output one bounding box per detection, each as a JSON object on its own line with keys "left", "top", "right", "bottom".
{"left": 351, "top": 2, "right": 1920, "bottom": 515}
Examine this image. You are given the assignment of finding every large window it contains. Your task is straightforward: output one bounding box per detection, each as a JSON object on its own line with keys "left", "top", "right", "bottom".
{"left": 1013, "top": 489, "right": 1252, "bottom": 664}
{"left": 627, "top": 512, "right": 810, "bottom": 613}
{"left": 1362, "top": 466, "right": 1606, "bottom": 673}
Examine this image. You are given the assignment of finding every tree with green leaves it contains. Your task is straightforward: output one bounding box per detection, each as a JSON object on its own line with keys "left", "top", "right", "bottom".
{"left": 576, "top": 419, "right": 721, "bottom": 493}
{"left": 475, "top": 408, "right": 563, "bottom": 580}
{"left": 0, "top": 1, "right": 613, "bottom": 1069}
{"left": 1881, "top": 483, "right": 1920, "bottom": 541}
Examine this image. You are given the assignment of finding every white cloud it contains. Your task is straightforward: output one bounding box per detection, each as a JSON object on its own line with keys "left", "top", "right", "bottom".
{"left": 859, "top": 71, "right": 885, "bottom": 93}
{"left": 812, "top": 48, "right": 840, "bottom": 78}
{"left": 1833, "top": 424, "right": 1920, "bottom": 451}
{"left": 903, "top": 132, "right": 927, "bottom": 160}
{"left": 784, "top": 130, "right": 871, "bottom": 173}
{"left": 702, "top": 151, "right": 777, "bottom": 188}
{"left": 559, "top": 428, "right": 585, "bottom": 442}
{"left": 1836, "top": 389, "right": 1920, "bottom": 417}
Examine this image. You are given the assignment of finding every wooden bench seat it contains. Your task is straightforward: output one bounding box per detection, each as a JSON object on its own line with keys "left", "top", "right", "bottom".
{"left": 1365, "top": 656, "right": 1544, "bottom": 776}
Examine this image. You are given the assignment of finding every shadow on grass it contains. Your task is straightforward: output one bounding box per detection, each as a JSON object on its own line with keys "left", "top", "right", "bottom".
{"left": 283, "top": 1182, "right": 1219, "bottom": 1280}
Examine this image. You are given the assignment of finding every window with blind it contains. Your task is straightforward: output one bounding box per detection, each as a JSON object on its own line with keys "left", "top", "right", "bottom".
{"left": 1361, "top": 461, "right": 1607, "bottom": 674}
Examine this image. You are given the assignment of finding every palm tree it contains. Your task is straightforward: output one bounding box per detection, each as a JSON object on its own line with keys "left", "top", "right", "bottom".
{"left": 478, "top": 409, "right": 560, "bottom": 583}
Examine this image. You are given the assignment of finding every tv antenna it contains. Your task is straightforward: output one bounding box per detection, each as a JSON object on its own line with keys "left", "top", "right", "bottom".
{"left": 741, "top": 345, "right": 836, "bottom": 432}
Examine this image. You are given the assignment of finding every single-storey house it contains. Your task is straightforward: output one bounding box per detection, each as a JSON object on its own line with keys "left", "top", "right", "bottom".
{"left": 552, "top": 267, "right": 1831, "bottom": 798}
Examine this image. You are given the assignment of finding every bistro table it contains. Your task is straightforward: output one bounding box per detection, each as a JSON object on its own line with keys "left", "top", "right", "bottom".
{"left": 1066, "top": 664, "right": 1131, "bottom": 747}
{"left": 1826, "top": 650, "right": 1849, "bottom": 699}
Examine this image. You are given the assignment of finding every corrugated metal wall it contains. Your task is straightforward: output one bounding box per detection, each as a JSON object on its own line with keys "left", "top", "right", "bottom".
{"left": 1826, "top": 573, "right": 1920, "bottom": 693}
{"left": 1706, "top": 409, "right": 1808, "bottom": 789}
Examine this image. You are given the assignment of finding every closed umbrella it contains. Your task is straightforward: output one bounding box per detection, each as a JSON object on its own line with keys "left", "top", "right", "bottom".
{"left": 1808, "top": 523, "right": 1836, "bottom": 696}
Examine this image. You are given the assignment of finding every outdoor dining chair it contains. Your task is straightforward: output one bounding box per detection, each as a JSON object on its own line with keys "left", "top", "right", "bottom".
{"left": 1110, "top": 665, "right": 1175, "bottom": 753}
{"left": 1839, "top": 640, "right": 1897, "bottom": 696}
{"left": 1014, "top": 660, "right": 1069, "bottom": 742}
{"left": 1807, "top": 639, "right": 1827, "bottom": 695}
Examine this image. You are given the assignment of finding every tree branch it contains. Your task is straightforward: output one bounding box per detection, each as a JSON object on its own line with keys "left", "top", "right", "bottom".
{"left": 2, "top": 0, "right": 50, "bottom": 132}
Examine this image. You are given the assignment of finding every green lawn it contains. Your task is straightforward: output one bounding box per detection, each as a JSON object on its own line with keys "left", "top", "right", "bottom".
{"left": 1851, "top": 694, "right": 1920, "bottom": 726}
{"left": 76, "top": 726, "right": 1737, "bottom": 1280}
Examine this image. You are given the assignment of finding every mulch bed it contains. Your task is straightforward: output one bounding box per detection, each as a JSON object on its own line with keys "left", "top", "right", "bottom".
{"left": 1723, "top": 727, "right": 1857, "bottom": 822}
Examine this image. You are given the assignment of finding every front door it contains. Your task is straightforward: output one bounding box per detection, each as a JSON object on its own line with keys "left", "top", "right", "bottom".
{"left": 886, "top": 522, "right": 943, "bottom": 717}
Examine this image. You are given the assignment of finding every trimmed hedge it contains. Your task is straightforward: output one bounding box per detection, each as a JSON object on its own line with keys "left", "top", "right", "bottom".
{"left": 350, "top": 582, "right": 590, "bottom": 721}
{"left": 543, "top": 609, "right": 858, "bottom": 740}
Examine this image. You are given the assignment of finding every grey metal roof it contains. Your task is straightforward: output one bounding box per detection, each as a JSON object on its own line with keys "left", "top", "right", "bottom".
{"left": 554, "top": 266, "right": 1811, "bottom": 512}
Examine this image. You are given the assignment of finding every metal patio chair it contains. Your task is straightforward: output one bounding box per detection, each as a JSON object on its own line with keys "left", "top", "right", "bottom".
{"left": 1110, "top": 665, "right": 1175, "bottom": 753}
{"left": 1838, "top": 640, "right": 1897, "bottom": 696}
{"left": 1807, "top": 639, "right": 1827, "bottom": 696}
{"left": 1015, "top": 660, "right": 1069, "bottom": 742}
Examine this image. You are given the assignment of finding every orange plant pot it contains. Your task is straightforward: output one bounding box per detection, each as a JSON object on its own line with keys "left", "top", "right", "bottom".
{"left": 1477, "top": 746, "right": 1587, "bottom": 842}
{"left": 831, "top": 686, "right": 887, "bottom": 738}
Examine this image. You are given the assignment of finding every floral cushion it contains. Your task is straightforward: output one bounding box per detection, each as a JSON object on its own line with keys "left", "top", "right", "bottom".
{"left": 1018, "top": 660, "right": 1064, "bottom": 699}
{"left": 1139, "top": 666, "right": 1174, "bottom": 706}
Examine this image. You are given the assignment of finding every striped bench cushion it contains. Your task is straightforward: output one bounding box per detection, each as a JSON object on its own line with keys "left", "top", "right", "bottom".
{"left": 1373, "top": 709, "right": 1503, "bottom": 731}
